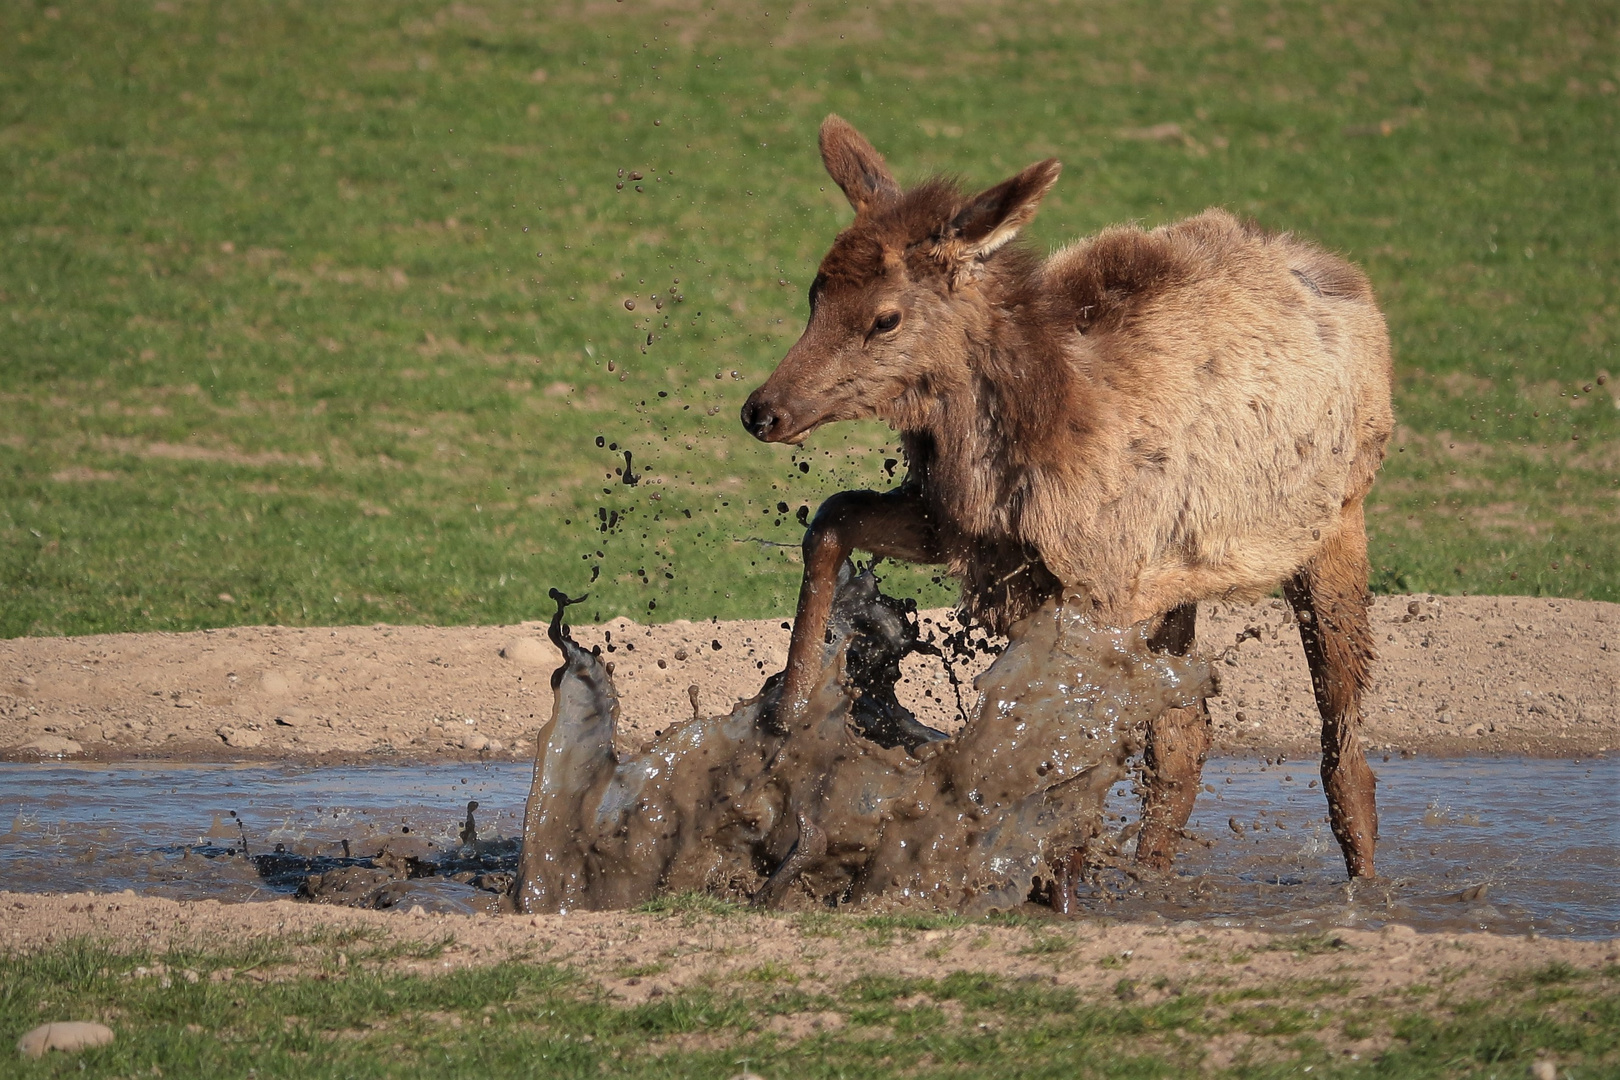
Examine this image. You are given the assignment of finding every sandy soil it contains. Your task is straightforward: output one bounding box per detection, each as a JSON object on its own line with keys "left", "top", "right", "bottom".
{"left": 4, "top": 889, "right": 1616, "bottom": 1063}
{"left": 2, "top": 594, "right": 1614, "bottom": 763}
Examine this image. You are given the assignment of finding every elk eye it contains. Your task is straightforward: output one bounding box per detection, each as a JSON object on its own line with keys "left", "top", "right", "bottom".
{"left": 872, "top": 311, "right": 901, "bottom": 333}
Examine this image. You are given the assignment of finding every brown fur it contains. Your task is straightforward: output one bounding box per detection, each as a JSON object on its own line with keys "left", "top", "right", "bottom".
{"left": 741, "top": 116, "right": 1395, "bottom": 879}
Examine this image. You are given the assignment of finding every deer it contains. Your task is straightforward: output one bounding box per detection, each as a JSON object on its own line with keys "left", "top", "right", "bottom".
{"left": 739, "top": 116, "right": 1395, "bottom": 887}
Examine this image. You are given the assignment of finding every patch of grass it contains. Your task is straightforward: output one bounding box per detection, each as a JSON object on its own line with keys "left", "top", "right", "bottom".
{"left": 858, "top": 912, "right": 964, "bottom": 934}
{"left": 350, "top": 933, "right": 458, "bottom": 965}
{"left": 789, "top": 909, "right": 841, "bottom": 939}
{"left": 0, "top": 0, "right": 1613, "bottom": 640}
{"left": 1501, "top": 959, "right": 1593, "bottom": 991}
{"left": 740, "top": 962, "right": 799, "bottom": 985}
{"left": 1016, "top": 931, "right": 1074, "bottom": 958}
{"left": 859, "top": 911, "right": 966, "bottom": 947}
{"left": 632, "top": 890, "right": 745, "bottom": 920}
{"left": 6, "top": 939, "right": 1620, "bottom": 1078}
{"left": 1261, "top": 932, "right": 1352, "bottom": 955}
{"left": 1215, "top": 978, "right": 1357, "bottom": 1004}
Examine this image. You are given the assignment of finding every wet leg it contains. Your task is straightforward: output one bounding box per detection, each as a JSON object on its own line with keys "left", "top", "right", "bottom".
{"left": 778, "top": 489, "right": 941, "bottom": 725}
{"left": 1135, "top": 603, "right": 1211, "bottom": 871}
{"left": 1284, "top": 503, "right": 1379, "bottom": 878}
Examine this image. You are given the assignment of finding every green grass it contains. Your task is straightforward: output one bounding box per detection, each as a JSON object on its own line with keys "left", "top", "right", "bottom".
{"left": 1, "top": 0, "right": 1615, "bottom": 638}
{"left": 5, "top": 938, "right": 1617, "bottom": 1078}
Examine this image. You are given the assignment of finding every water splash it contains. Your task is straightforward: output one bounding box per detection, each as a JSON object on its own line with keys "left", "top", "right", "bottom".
{"left": 514, "top": 566, "right": 1209, "bottom": 914}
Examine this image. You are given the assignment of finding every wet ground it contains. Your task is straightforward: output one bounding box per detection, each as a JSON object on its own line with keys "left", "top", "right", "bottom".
{"left": 0, "top": 756, "right": 1613, "bottom": 936}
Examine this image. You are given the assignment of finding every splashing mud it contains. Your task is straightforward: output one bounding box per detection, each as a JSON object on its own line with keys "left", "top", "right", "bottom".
{"left": 514, "top": 567, "right": 1209, "bottom": 914}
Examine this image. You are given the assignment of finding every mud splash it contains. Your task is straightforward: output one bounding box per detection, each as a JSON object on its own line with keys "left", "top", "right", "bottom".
{"left": 514, "top": 566, "right": 1209, "bottom": 914}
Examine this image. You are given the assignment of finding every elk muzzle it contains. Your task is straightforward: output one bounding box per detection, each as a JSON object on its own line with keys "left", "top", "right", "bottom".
{"left": 740, "top": 389, "right": 794, "bottom": 443}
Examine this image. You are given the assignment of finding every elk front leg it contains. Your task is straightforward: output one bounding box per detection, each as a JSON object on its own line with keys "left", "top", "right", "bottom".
{"left": 1135, "top": 603, "right": 1211, "bottom": 871}
{"left": 1285, "top": 502, "right": 1379, "bottom": 878}
{"left": 777, "top": 488, "right": 942, "bottom": 726}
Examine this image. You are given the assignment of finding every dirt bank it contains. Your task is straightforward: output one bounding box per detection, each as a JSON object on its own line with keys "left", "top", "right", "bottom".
{"left": 2, "top": 595, "right": 1615, "bottom": 763}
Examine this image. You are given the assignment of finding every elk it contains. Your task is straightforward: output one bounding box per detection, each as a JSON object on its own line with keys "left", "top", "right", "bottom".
{"left": 740, "top": 116, "right": 1394, "bottom": 881}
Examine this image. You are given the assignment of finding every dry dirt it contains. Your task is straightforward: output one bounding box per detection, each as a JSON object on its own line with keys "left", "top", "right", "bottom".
{"left": 2, "top": 594, "right": 1614, "bottom": 763}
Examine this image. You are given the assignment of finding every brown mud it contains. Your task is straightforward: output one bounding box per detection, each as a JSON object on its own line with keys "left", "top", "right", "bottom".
{"left": 2, "top": 595, "right": 1613, "bottom": 765}
{"left": 515, "top": 567, "right": 1207, "bottom": 914}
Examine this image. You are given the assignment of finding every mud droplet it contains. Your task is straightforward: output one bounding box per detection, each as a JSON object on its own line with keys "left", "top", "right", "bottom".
{"left": 624, "top": 299, "right": 636, "bottom": 311}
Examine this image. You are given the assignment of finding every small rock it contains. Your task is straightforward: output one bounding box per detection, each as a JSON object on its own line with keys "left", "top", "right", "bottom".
{"left": 17, "top": 1021, "right": 115, "bottom": 1059}
{"left": 274, "top": 709, "right": 312, "bottom": 728}
{"left": 17, "top": 736, "right": 84, "bottom": 757}
{"left": 217, "top": 727, "right": 264, "bottom": 749}
{"left": 1531, "top": 1061, "right": 1558, "bottom": 1080}
{"left": 499, "top": 637, "right": 550, "bottom": 666}
{"left": 485, "top": 739, "right": 505, "bottom": 753}
{"left": 460, "top": 732, "right": 489, "bottom": 752}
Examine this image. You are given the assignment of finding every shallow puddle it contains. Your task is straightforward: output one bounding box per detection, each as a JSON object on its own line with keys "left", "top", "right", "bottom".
{"left": 1, "top": 755, "right": 1612, "bottom": 936}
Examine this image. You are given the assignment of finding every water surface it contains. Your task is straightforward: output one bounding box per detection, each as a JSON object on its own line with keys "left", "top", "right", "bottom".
{"left": 0, "top": 756, "right": 1612, "bottom": 936}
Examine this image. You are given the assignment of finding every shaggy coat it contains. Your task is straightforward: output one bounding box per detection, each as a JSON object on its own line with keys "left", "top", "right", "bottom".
{"left": 746, "top": 161, "right": 1392, "bottom": 630}
{"left": 741, "top": 116, "right": 1395, "bottom": 880}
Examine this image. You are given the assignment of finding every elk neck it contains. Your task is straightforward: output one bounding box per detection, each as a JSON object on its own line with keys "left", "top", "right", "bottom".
{"left": 902, "top": 251, "right": 1100, "bottom": 541}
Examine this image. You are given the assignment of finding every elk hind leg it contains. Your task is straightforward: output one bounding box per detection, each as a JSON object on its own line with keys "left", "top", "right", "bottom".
{"left": 1285, "top": 510, "right": 1379, "bottom": 878}
{"left": 1135, "top": 602, "right": 1211, "bottom": 871}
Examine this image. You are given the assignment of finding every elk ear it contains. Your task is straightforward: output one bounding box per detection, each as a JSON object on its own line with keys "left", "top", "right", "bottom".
{"left": 941, "top": 158, "right": 1062, "bottom": 263}
{"left": 820, "top": 114, "right": 900, "bottom": 215}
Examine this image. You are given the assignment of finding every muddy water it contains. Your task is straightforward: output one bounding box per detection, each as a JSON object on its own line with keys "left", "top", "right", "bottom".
{"left": 1097, "top": 755, "right": 1618, "bottom": 937}
{"left": 0, "top": 764, "right": 523, "bottom": 914}
{"left": 0, "top": 757, "right": 1612, "bottom": 935}
{"left": 514, "top": 570, "right": 1208, "bottom": 915}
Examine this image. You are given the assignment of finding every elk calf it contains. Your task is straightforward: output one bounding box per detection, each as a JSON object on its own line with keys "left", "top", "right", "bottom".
{"left": 741, "top": 116, "right": 1394, "bottom": 880}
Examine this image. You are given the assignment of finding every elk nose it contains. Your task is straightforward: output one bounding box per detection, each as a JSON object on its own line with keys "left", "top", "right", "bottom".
{"left": 740, "top": 394, "right": 781, "bottom": 441}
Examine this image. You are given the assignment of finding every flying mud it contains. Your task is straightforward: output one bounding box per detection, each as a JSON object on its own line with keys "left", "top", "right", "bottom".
{"left": 514, "top": 567, "right": 1210, "bottom": 914}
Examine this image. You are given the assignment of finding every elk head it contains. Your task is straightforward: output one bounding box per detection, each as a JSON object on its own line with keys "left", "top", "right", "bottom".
{"left": 740, "top": 115, "right": 1061, "bottom": 445}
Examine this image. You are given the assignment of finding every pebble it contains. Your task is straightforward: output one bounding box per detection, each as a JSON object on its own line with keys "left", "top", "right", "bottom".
{"left": 217, "top": 727, "right": 264, "bottom": 749}
{"left": 499, "top": 637, "right": 550, "bottom": 667}
{"left": 460, "top": 732, "right": 489, "bottom": 751}
{"left": 18, "top": 736, "right": 83, "bottom": 757}
{"left": 17, "top": 1022, "right": 115, "bottom": 1059}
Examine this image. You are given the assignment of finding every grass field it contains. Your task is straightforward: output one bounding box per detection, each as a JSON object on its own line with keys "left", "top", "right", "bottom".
{"left": 1, "top": 0, "right": 1615, "bottom": 637}
{"left": 5, "top": 931, "right": 1617, "bottom": 1079}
